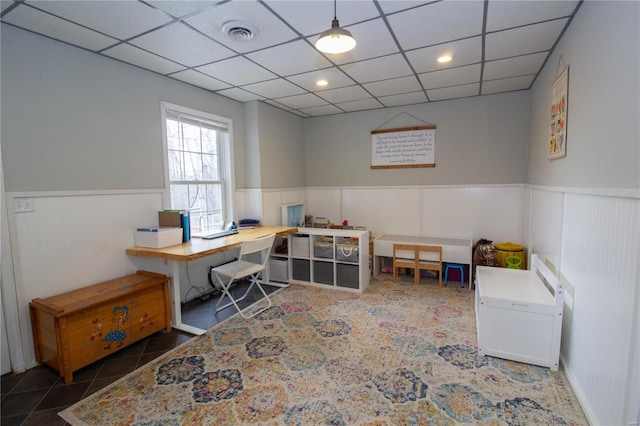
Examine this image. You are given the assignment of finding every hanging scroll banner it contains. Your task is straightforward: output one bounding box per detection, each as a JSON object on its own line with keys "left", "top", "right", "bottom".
{"left": 371, "top": 125, "right": 436, "bottom": 169}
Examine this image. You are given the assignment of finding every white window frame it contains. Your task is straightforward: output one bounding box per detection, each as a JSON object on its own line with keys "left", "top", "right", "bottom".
{"left": 160, "top": 101, "right": 235, "bottom": 235}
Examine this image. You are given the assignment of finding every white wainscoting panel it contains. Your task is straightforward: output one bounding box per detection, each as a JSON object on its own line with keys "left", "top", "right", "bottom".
{"left": 258, "top": 188, "right": 306, "bottom": 226}
{"left": 559, "top": 193, "right": 639, "bottom": 425}
{"left": 306, "top": 188, "right": 342, "bottom": 227}
{"left": 421, "top": 187, "right": 473, "bottom": 238}
{"left": 13, "top": 192, "right": 162, "bottom": 301}
{"left": 529, "top": 188, "right": 564, "bottom": 268}
{"left": 422, "top": 186, "right": 524, "bottom": 243}
{"left": 260, "top": 190, "right": 284, "bottom": 226}
{"left": 342, "top": 187, "right": 423, "bottom": 237}
{"left": 235, "top": 189, "right": 262, "bottom": 223}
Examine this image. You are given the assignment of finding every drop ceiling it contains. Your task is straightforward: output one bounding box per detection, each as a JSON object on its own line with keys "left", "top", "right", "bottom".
{"left": 1, "top": 0, "right": 582, "bottom": 117}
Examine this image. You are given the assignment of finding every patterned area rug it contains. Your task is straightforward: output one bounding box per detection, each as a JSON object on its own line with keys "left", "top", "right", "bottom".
{"left": 59, "top": 275, "right": 588, "bottom": 425}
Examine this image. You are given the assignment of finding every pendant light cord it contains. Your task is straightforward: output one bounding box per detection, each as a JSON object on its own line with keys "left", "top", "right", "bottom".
{"left": 333, "top": 0, "right": 337, "bottom": 20}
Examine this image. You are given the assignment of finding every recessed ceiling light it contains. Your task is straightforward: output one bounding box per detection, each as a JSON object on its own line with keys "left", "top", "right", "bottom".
{"left": 437, "top": 55, "right": 453, "bottom": 63}
{"left": 316, "top": 79, "right": 329, "bottom": 87}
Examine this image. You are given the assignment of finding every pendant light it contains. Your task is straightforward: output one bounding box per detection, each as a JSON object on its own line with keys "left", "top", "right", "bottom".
{"left": 315, "top": 0, "right": 356, "bottom": 54}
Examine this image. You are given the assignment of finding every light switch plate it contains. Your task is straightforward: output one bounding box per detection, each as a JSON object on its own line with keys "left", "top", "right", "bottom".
{"left": 14, "top": 197, "right": 35, "bottom": 213}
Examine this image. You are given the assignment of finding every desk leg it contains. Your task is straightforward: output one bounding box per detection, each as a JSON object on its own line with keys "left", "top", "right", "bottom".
{"left": 168, "top": 260, "right": 206, "bottom": 336}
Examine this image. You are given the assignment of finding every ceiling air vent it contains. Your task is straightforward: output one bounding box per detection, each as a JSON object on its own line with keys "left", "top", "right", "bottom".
{"left": 222, "top": 21, "right": 258, "bottom": 42}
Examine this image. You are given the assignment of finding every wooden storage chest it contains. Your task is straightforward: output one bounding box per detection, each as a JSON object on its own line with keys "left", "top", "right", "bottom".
{"left": 29, "top": 270, "right": 171, "bottom": 383}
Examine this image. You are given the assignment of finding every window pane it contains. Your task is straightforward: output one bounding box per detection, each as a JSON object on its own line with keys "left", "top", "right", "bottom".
{"left": 182, "top": 123, "right": 201, "bottom": 153}
{"left": 166, "top": 120, "right": 182, "bottom": 150}
{"left": 206, "top": 184, "right": 223, "bottom": 217}
{"left": 168, "top": 150, "right": 183, "bottom": 180}
{"left": 202, "top": 154, "right": 218, "bottom": 180}
{"left": 201, "top": 128, "right": 216, "bottom": 154}
{"left": 185, "top": 152, "right": 202, "bottom": 181}
{"left": 170, "top": 184, "right": 189, "bottom": 210}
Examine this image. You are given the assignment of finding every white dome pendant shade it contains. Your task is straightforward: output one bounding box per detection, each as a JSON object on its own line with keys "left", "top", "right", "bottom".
{"left": 315, "top": 0, "right": 356, "bottom": 54}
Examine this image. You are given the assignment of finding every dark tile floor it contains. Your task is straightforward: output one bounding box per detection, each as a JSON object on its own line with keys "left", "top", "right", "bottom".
{"left": 1, "top": 281, "right": 278, "bottom": 426}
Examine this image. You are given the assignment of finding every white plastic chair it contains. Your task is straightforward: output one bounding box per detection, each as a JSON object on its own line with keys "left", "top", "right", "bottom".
{"left": 211, "top": 233, "right": 276, "bottom": 319}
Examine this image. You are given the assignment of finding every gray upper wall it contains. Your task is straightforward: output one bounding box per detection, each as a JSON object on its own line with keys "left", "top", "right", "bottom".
{"left": 1, "top": 25, "right": 247, "bottom": 192}
{"left": 244, "top": 101, "right": 305, "bottom": 190}
{"left": 528, "top": 1, "right": 639, "bottom": 189}
{"left": 303, "top": 92, "right": 530, "bottom": 187}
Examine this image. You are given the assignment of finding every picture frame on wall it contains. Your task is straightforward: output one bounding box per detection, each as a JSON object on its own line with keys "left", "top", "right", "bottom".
{"left": 549, "top": 65, "right": 569, "bottom": 160}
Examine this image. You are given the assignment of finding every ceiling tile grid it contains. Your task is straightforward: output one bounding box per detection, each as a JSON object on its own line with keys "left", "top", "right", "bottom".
{"left": 1, "top": 0, "right": 582, "bottom": 117}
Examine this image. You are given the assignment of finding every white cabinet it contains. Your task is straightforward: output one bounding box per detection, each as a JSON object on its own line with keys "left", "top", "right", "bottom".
{"left": 277, "top": 228, "right": 370, "bottom": 292}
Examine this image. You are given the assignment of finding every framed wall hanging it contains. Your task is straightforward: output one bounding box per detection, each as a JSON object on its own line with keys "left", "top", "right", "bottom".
{"left": 549, "top": 64, "right": 569, "bottom": 160}
{"left": 371, "top": 125, "right": 436, "bottom": 169}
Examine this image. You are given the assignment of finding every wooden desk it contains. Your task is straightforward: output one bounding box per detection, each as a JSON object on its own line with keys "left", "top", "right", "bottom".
{"left": 373, "top": 234, "right": 473, "bottom": 288}
{"left": 126, "top": 226, "right": 297, "bottom": 335}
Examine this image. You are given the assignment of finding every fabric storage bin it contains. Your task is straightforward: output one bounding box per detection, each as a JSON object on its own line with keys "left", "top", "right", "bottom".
{"left": 314, "top": 241, "right": 334, "bottom": 259}
{"left": 292, "top": 235, "right": 310, "bottom": 257}
{"left": 336, "top": 264, "right": 359, "bottom": 289}
{"left": 269, "top": 257, "right": 288, "bottom": 283}
{"left": 292, "top": 259, "right": 310, "bottom": 282}
{"left": 336, "top": 243, "right": 359, "bottom": 262}
{"left": 313, "top": 261, "right": 334, "bottom": 285}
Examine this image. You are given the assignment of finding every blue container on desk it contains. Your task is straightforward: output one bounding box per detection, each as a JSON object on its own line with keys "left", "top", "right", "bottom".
{"left": 182, "top": 212, "right": 190, "bottom": 242}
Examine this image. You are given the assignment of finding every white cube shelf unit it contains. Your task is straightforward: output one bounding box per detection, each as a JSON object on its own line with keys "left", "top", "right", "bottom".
{"left": 280, "top": 228, "right": 370, "bottom": 292}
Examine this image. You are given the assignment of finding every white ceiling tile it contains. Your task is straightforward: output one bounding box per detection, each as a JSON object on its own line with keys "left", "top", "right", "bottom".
{"left": 340, "top": 54, "right": 413, "bottom": 84}
{"left": 264, "top": 0, "right": 380, "bottom": 37}
{"left": 3, "top": 4, "right": 117, "bottom": 51}
{"left": 320, "top": 18, "right": 399, "bottom": 65}
{"left": 427, "top": 83, "right": 479, "bottom": 101}
{"left": 317, "top": 85, "right": 370, "bottom": 104}
{"left": 26, "top": 0, "right": 172, "bottom": 39}
{"left": 405, "top": 36, "right": 482, "bottom": 73}
{"left": 130, "top": 22, "right": 235, "bottom": 68}
{"left": 146, "top": 1, "right": 219, "bottom": 19}
{"left": 388, "top": 0, "right": 484, "bottom": 50}
{"left": 419, "top": 64, "right": 481, "bottom": 90}
{"left": 241, "top": 79, "right": 306, "bottom": 98}
{"left": 379, "top": 91, "right": 428, "bottom": 107}
{"left": 485, "top": 19, "right": 568, "bottom": 60}
{"left": 102, "top": 44, "right": 186, "bottom": 75}
{"left": 336, "top": 98, "right": 384, "bottom": 112}
{"left": 215, "top": 87, "right": 264, "bottom": 103}
{"left": 487, "top": 0, "right": 579, "bottom": 32}
{"left": 378, "top": 1, "right": 430, "bottom": 14}
{"left": 197, "top": 56, "right": 277, "bottom": 86}
{"left": 170, "top": 70, "right": 232, "bottom": 91}
{"left": 482, "top": 75, "right": 535, "bottom": 95}
{"left": 185, "top": 2, "right": 299, "bottom": 53}
{"left": 363, "top": 76, "right": 422, "bottom": 97}
{"left": 1, "top": 1, "right": 13, "bottom": 13}
{"left": 274, "top": 93, "right": 328, "bottom": 110}
{"left": 246, "top": 39, "right": 333, "bottom": 76}
{"left": 298, "top": 104, "right": 344, "bottom": 117}
{"left": 483, "top": 52, "right": 547, "bottom": 80}
{"left": 286, "top": 68, "right": 356, "bottom": 92}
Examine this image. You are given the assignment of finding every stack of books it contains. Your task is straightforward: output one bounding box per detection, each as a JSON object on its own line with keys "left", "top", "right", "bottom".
{"left": 238, "top": 218, "right": 260, "bottom": 229}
